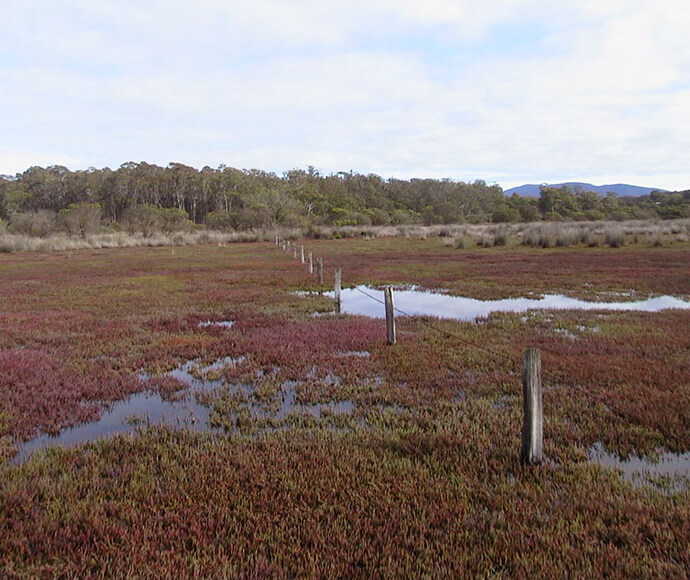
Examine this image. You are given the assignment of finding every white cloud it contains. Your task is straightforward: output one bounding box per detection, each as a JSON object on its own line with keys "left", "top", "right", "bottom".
{"left": 1, "top": 1, "right": 689, "bottom": 190}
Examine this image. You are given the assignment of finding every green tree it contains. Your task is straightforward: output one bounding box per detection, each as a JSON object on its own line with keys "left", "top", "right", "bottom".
{"left": 206, "top": 211, "right": 239, "bottom": 231}
{"left": 492, "top": 203, "right": 520, "bottom": 223}
{"left": 121, "top": 205, "right": 161, "bottom": 237}
{"left": 538, "top": 186, "right": 577, "bottom": 218}
{"left": 158, "top": 208, "right": 191, "bottom": 234}
{"left": 58, "top": 202, "right": 102, "bottom": 238}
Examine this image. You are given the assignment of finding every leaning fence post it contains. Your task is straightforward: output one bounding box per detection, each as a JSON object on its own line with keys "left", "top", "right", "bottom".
{"left": 334, "top": 268, "right": 342, "bottom": 312}
{"left": 317, "top": 258, "right": 324, "bottom": 284}
{"left": 384, "top": 287, "right": 396, "bottom": 345}
{"left": 308, "top": 252, "right": 313, "bottom": 274}
{"left": 521, "top": 348, "right": 543, "bottom": 465}
{"left": 300, "top": 246, "right": 305, "bottom": 264}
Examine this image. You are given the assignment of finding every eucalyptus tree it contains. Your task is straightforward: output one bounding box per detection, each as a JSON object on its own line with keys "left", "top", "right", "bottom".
{"left": 58, "top": 202, "right": 102, "bottom": 238}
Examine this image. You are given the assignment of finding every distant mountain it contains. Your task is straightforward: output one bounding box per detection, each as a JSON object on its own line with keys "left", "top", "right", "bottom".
{"left": 504, "top": 182, "right": 667, "bottom": 197}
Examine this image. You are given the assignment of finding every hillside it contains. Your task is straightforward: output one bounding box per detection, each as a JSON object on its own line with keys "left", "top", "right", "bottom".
{"left": 504, "top": 182, "right": 667, "bottom": 197}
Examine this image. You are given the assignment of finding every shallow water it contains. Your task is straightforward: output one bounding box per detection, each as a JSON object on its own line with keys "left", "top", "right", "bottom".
{"left": 13, "top": 359, "right": 234, "bottom": 463}
{"left": 198, "top": 320, "right": 235, "bottom": 328}
{"left": 326, "top": 286, "right": 690, "bottom": 321}
{"left": 13, "top": 357, "right": 356, "bottom": 461}
{"left": 589, "top": 442, "right": 690, "bottom": 489}
{"left": 272, "top": 381, "right": 354, "bottom": 419}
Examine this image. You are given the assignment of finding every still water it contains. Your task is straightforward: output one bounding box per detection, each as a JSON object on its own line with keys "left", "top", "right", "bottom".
{"left": 589, "top": 443, "right": 690, "bottom": 490}
{"left": 12, "top": 359, "right": 229, "bottom": 463}
{"left": 329, "top": 286, "right": 690, "bottom": 321}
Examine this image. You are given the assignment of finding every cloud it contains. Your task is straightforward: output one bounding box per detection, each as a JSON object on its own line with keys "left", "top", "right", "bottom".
{"left": 1, "top": 1, "right": 689, "bottom": 189}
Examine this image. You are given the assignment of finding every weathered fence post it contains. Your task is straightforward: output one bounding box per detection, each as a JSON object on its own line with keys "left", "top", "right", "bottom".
{"left": 334, "top": 268, "right": 342, "bottom": 313}
{"left": 521, "top": 348, "right": 543, "bottom": 465}
{"left": 293, "top": 247, "right": 297, "bottom": 259}
{"left": 384, "top": 287, "right": 396, "bottom": 345}
{"left": 308, "top": 252, "right": 313, "bottom": 274}
{"left": 300, "top": 246, "right": 305, "bottom": 264}
{"left": 317, "top": 258, "right": 324, "bottom": 284}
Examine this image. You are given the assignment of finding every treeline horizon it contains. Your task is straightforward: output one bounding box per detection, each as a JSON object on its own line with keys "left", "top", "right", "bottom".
{"left": 1, "top": 162, "right": 689, "bottom": 237}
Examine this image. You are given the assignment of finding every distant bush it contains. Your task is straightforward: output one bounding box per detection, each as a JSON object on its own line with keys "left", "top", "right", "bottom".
{"left": 522, "top": 224, "right": 557, "bottom": 248}
{"left": 492, "top": 204, "right": 520, "bottom": 223}
{"left": 159, "top": 208, "right": 192, "bottom": 235}
{"left": 368, "top": 208, "right": 391, "bottom": 226}
{"left": 59, "top": 202, "right": 102, "bottom": 238}
{"left": 121, "top": 205, "right": 163, "bottom": 237}
{"left": 206, "top": 211, "right": 238, "bottom": 232}
{"left": 9, "top": 210, "right": 57, "bottom": 238}
{"left": 454, "top": 235, "right": 474, "bottom": 249}
{"left": 605, "top": 227, "right": 625, "bottom": 247}
{"left": 493, "top": 226, "right": 509, "bottom": 246}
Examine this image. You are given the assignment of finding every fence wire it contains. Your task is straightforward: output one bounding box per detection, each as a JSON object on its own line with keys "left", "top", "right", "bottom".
{"left": 277, "top": 241, "right": 690, "bottom": 450}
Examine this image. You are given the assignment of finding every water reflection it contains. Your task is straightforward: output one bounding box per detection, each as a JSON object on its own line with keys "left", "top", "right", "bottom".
{"left": 589, "top": 442, "right": 690, "bottom": 490}
{"left": 13, "top": 357, "right": 357, "bottom": 462}
{"left": 327, "top": 286, "right": 690, "bottom": 321}
{"left": 13, "top": 358, "right": 236, "bottom": 463}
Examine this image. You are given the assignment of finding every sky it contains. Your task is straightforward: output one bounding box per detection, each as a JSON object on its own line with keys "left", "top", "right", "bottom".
{"left": 1, "top": 0, "right": 689, "bottom": 191}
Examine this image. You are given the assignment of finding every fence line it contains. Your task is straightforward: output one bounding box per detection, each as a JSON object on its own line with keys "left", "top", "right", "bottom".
{"left": 272, "top": 238, "right": 690, "bottom": 451}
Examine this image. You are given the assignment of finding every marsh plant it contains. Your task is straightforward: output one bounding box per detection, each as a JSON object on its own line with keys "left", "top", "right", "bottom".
{"left": 0, "top": 237, "right": 689, "bottom": 577}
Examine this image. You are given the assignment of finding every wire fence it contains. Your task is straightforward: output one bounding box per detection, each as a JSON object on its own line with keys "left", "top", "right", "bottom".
{"left": 275, "top": 239, "right": 690, "bottom": 450}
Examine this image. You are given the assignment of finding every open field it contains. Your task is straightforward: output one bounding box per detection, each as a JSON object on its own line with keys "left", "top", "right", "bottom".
{"left": 1, "top": 237, "right": 689, "bottom": 578}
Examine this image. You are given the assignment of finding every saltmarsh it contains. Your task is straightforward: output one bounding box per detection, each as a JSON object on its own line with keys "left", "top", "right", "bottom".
{"left": 0, "top": 238, "right": 689, "bottom": 578}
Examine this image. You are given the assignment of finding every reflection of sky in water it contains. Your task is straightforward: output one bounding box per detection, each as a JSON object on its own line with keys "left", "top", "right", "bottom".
{"left": 333, "top": 287, "right": 690, "bottom": 321}
{"left": 13, "top": 359, "right": 222, "bottom": 463}
{"left": 590, "top": 443, "right": 690, "bottom": 486}
{"left": 13, "top": 357, "right": 356, "bottom": 463}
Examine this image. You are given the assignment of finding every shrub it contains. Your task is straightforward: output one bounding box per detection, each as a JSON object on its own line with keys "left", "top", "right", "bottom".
{"left": 205, "top": 211, "right": 238, "bottom": 232}
{"left": 368, "top": 208, "right": 391, "bottom": 226}
{"left": 454, "top": 235, "right": 474, "bottom": 249}
{"left": 555, "top": 227, "right": 580, "bottom": 247}
{"left": 121, "top": 205, "right": 162, "bottom": 237}
{"left": 492, "top": 204, "right": 519, "bottom": 223}
{"left": 605, "top": 227, "right": 625, "bottom": 247}
{"left": 58, "top": 202, "right": 102, "bottom": 238}
{"left": 493, "top": 226, "right": 508, "bottom": 246}
{"left": 522, "top": 224, "right": 556, "bottom": 248}
{"left": 159, "top": 208, "right": 192, "bottom": 234}
{"left": 9, "top": 210, "right": 57, "bottom": 238}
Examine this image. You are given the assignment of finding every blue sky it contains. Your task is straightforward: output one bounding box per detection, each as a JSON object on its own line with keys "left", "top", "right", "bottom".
{"left": 1, "top": 0, "right": 689, "bottom": 190}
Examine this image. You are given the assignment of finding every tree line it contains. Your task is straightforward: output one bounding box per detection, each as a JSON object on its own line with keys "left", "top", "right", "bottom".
{"left": 0, "top": 163, "right": 688, "bottom": 237}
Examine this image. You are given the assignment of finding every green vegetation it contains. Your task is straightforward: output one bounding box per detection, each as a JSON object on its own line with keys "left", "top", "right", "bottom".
{"left": 1, "top": 165, "right": 688, "bottom": 239}
{"left": 0, "top": 239, "right": 689, "bottom": 577}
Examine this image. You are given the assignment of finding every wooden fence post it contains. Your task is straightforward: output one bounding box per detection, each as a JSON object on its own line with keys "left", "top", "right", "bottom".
{"left": 300, "top": 246, "right": 305, "bottom": 264}
{"left": 317, "top": 258, "right": 324, "bottom": 284}
{"left": 334, "top": 268, "right": 342, "bottom": 312}
{"left": 308, "top": 252, "right": 313, "bottom": 274}
{"left": 521, "top": 348, "right": 543, "bottom": 465}
{"left": 384, "top": 287, "right": 396, "bottom": 345}
{"left": 293, "top": 247, "right": 297, "bottom": 259}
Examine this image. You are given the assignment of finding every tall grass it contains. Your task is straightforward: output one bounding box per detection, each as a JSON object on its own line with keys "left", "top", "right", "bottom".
{"left": 1, "top": 219, "right": 688, "bottom": 253}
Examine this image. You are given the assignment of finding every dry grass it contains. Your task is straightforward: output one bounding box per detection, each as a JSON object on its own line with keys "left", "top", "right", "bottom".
{"left": 1, "top": 219, "right": 689, "bottom": 254}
